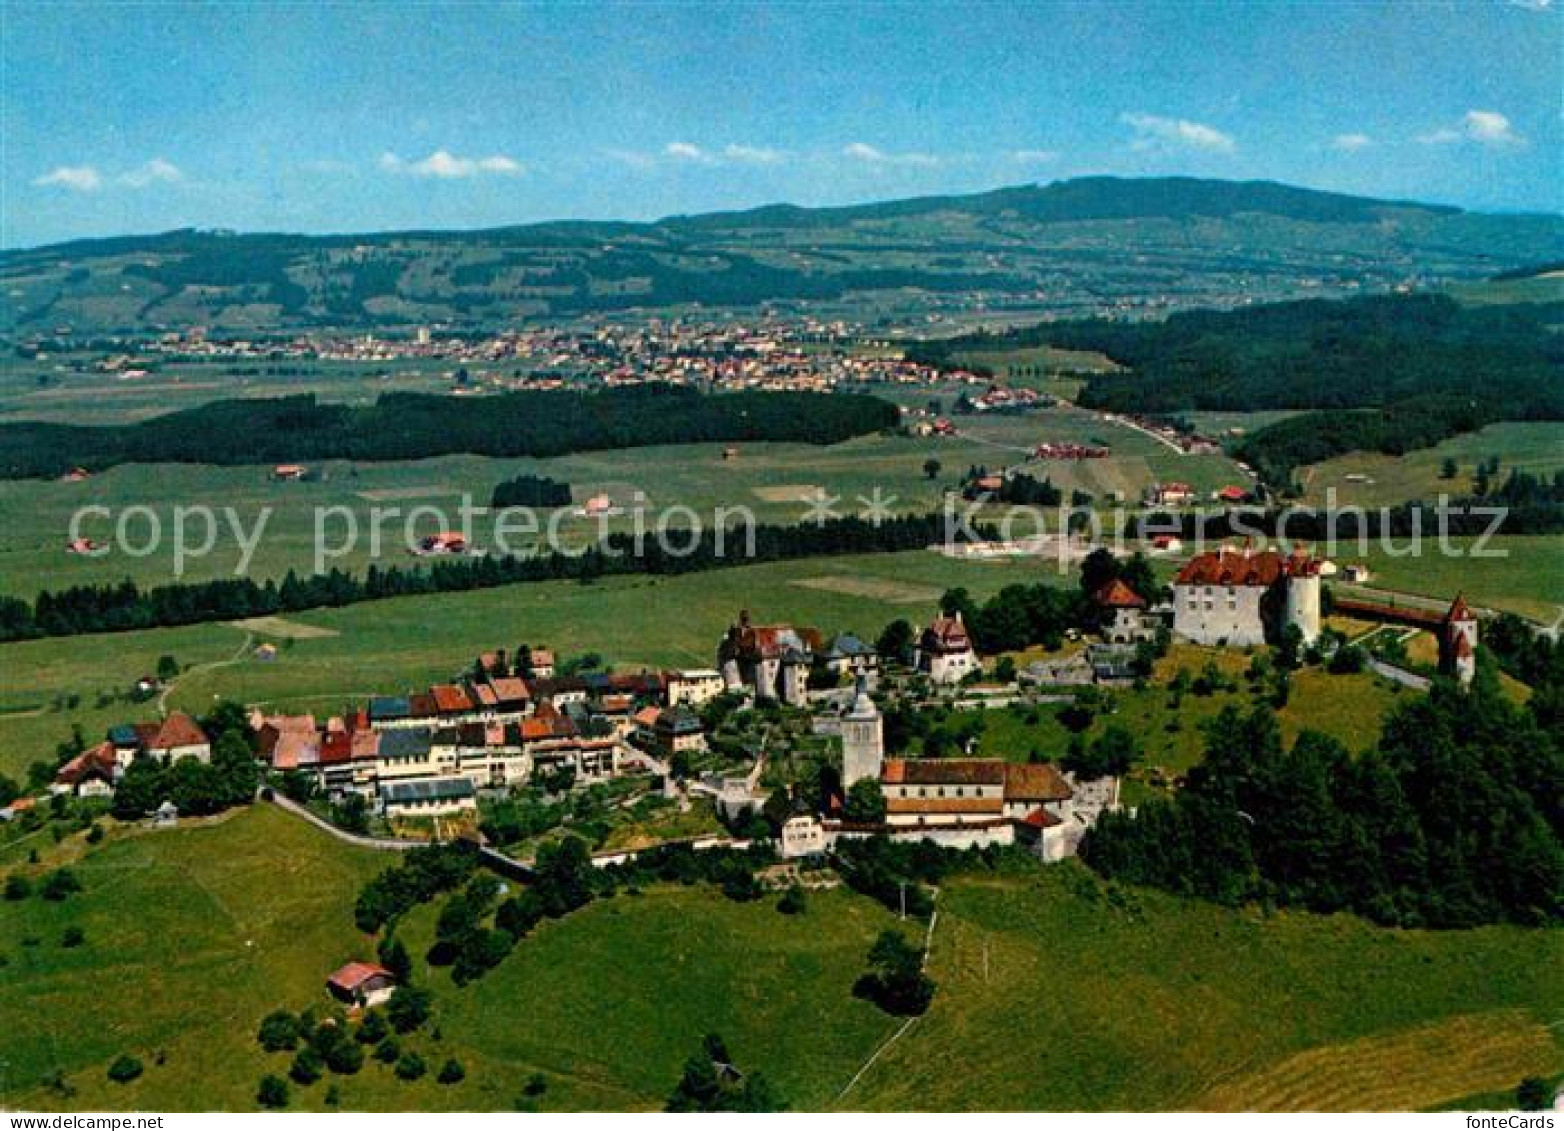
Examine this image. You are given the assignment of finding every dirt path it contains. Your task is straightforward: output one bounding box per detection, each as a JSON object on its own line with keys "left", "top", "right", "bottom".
{"left": 157, "top": 631, "right": 255, "bottom": 714}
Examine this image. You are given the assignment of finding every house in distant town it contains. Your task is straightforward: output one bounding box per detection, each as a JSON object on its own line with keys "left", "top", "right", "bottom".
{"left": 1146, "top": 481, "right": 1196, "bottom": 507}
{"left": 415, "top": 531, "right": 468, "bottom": 556}
{"left": 718, "top": 610, "right": 819, "bottom": 706}
{"left": 326, "top": 962, "right": 397, "bottom": 1009}
{"left": 271, "top": 464, "right": 310, "bottom": 482}
{"left": 915, "top": 611, "right": 977, "bottom": 685}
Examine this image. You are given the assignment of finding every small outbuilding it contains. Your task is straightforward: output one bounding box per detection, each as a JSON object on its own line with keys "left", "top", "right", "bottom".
{"left": 326, "top": 961, "right": 397, "bottom": 1009}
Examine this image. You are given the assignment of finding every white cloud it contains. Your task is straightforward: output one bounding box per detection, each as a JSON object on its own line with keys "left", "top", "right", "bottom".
{"left": 841, "top": 141, "right": 940, "bottom": 167}
{"left": 1419, "top": 110, "right": 1524, "bottom": 148}
{"left": 1331, "top": 133, "right": 1373, "bottom": 152}
{"left": 118, "top": 158, "right": 182, "bottom": 188}
{"left": 723, "top": 143, "right": 786, "bottom": 165}
{"left": 663, "top": 141, "right": 715, "bottom": 164}
{"left": 34, "top": 165, "right": 103, "bottom": 191}
{"left": 1010, "top": 148, "right": 1059, "bottom": 164}
{"left": 1120, "top": 112, "right": 1236, "bottom": 154}
{"left": 381, "top": 149, "right": 524, "bottom": 177}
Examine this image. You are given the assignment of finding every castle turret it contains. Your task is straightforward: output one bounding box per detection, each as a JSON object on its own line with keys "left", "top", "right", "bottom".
{"left": 1442, "top": 594, "right": 1478, "bottom": 687}
{"left": 1284, "top": 548, "right": 1322, "bottom": 645}
{"left": 840, "top": 676, "right": 884, "bottom": 788}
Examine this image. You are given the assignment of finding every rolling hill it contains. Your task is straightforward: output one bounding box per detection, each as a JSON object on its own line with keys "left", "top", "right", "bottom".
{"left": 3, "top": 177, "right": 1557, "bottom": 335}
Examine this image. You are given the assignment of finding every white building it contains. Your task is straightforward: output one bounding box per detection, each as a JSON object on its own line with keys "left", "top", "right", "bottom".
{"left": 915, "top": 611, "right": 978, "bottom": 684}
{"left": 1172, "top": 545, "right": 1321, "bottom": 647}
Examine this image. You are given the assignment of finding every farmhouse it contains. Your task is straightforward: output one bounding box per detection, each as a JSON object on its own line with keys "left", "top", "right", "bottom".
{"left": 1146, "top": 481, "right": 1196, "bottom": 507}
{"left": 326, "top": 962, "right": 397, "bottom": 1009}
{"left": 53, "top": 742, "right": 120, "bottom": 798}
{"left": 1172, "top": 544, "right": 1321, "bottom": 647}
{"left": 915, "top": 611, "right": 978, "bottom": 684}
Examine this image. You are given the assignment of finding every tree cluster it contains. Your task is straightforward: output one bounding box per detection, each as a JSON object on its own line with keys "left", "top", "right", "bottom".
{"left": 1081, "top": 678, "right": 1563, "bottom": 927}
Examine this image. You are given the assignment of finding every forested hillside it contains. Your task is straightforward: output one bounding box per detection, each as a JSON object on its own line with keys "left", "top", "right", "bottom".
{"left": 0, "top": 385, "right": 899, "bottom": 478}
{"left": 3, "top": 177, "right": 1555, "bottom": 333}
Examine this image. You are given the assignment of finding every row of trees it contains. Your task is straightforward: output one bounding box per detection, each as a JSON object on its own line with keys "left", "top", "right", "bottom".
{"left": 1081, "top": 673, "right": 1563, "bottom": 928}
{"left": 0, "top": 384, "right": 900, "bottom": 479}
{"left": 0, "top": 511, "right": 988, "bottom": 642}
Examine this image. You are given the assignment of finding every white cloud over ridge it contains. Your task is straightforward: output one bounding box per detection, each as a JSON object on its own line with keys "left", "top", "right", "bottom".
{"left": 34, "top": 158, "right": 184, "bottom": 192}
{"left": 380, "top": 149, "right": 524, "bottom": 177}
{"left": 1418, "top": 110, "right": 1524, "bottom": 147}
{"left": 841, "top": 141, "right": 940, "bottom": 167}
{"left": 1120, "top": 112, "right": 1236, "bottom": 153}
{"left": 34, "top": 165, "right": 102, "bottom": 191}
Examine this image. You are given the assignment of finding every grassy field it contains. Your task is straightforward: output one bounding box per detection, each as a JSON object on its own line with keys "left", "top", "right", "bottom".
{"left": 847, "top": 869, "right": 1564, "bottom": 1112}
{"left": 965, "top": 643, "right": 1404, "bottom": 786}
{"left": 0, "top": 395, "right": 1246, "bottom": 595}
{"left": 1300, "top": 422, "right": 1564, "bottom": 510}
{"left": 8, "top": 805, "right": 1557, "bottom": 1112}
{"left": 0, "top": 803, "right": 902, "bottom": 1111}
{"left": 0, "top": 548, "right": 1061, "bottom": 780}
{"left": 1338, "top": 536, "right": 1563, "bottom": 622}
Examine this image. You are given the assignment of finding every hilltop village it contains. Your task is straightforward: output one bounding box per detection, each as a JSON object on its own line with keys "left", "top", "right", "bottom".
{"left": 31, "top": 544, "right": 1486, "bottom": 875}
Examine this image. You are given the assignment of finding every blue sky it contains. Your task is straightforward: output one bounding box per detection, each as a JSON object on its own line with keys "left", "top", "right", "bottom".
{"left": 3, "top": 0, "right": 1559, "bottom": 247}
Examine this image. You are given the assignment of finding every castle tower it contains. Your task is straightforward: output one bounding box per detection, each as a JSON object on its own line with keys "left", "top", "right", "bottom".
{"left": 1284, "top": 547, "right": 1322, "bottom": 645}
{"left": 840, "top": 676, "right": 884, "bottom": 788}
{"left": 1443, "top": 594, "right": 1478, "bottom": 687}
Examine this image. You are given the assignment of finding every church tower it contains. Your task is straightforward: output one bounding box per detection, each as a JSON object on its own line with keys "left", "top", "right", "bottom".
{"left": 840, "top": 676, "right": 884, "bottom": 788}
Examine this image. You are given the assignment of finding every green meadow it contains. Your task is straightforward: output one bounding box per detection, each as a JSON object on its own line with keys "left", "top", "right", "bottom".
{"left": 5, "top": 805, "right": 1557, "bottom": 1112}
{"left": 0, "top": 396, "right": 1246, "bottom": 594}
{"left": 0, "top": 548, "right": 1066, "bottom": 780}
{"left": 848, "top": 870, "right": 1564, "bottom": 1112}
{"left": 1300, "top": 422, "right": 1564, "bottom": 511}
{"left": 0, "top": 803, "right": 901, "bottom": 1111}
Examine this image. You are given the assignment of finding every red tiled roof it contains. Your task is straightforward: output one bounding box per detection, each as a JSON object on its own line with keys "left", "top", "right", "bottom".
{"left": 1003, "top": 762, "right": 1074, "bottom": 803}
{"left": 350, "top": 730, "right": 381, "bottom": 761}
{"left": 882, "top": 758, "right": 1005, "bottom": 786}
{"left": 56, "top": 742, "right": 117, "bottom": 785}
{"left": 471, "top": 683, "right": 498, "bottom": 707}
{"left": 150, "top": 711, "right": 209, "bottom": 751}
{"left": 488, "top": 677, "right": 531, "bottom": 705}
{"left": 326, "top": 961, "right": 394, "bottom": 992}
{"left": 1446, "top": 594, "right": 1475, "bottom": 623}
{"left": 408, "top": 693, "right": 438, "bottom": 718}
{"left": 1174, "top": 546, "right": 1317, "bottom": 587}
{"left": 1021, "top": 807, "right": 1062, "bottom": 829}
{"left": 1094, "top": 578, "right": 1147, "bottom": 609}
{"left": 319, "top": 731, "right": 353, "bottom": 765}
{"left": 430, "top": 684, "right": 473, "bottom": 714}
{"left": 921, "top": 614, "right": 970, "bottom": 653}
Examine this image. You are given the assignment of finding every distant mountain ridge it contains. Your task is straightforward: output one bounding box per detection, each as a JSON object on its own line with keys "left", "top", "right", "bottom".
{"left": 3, "top": 176, "right": 1557, "bottom": 334}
